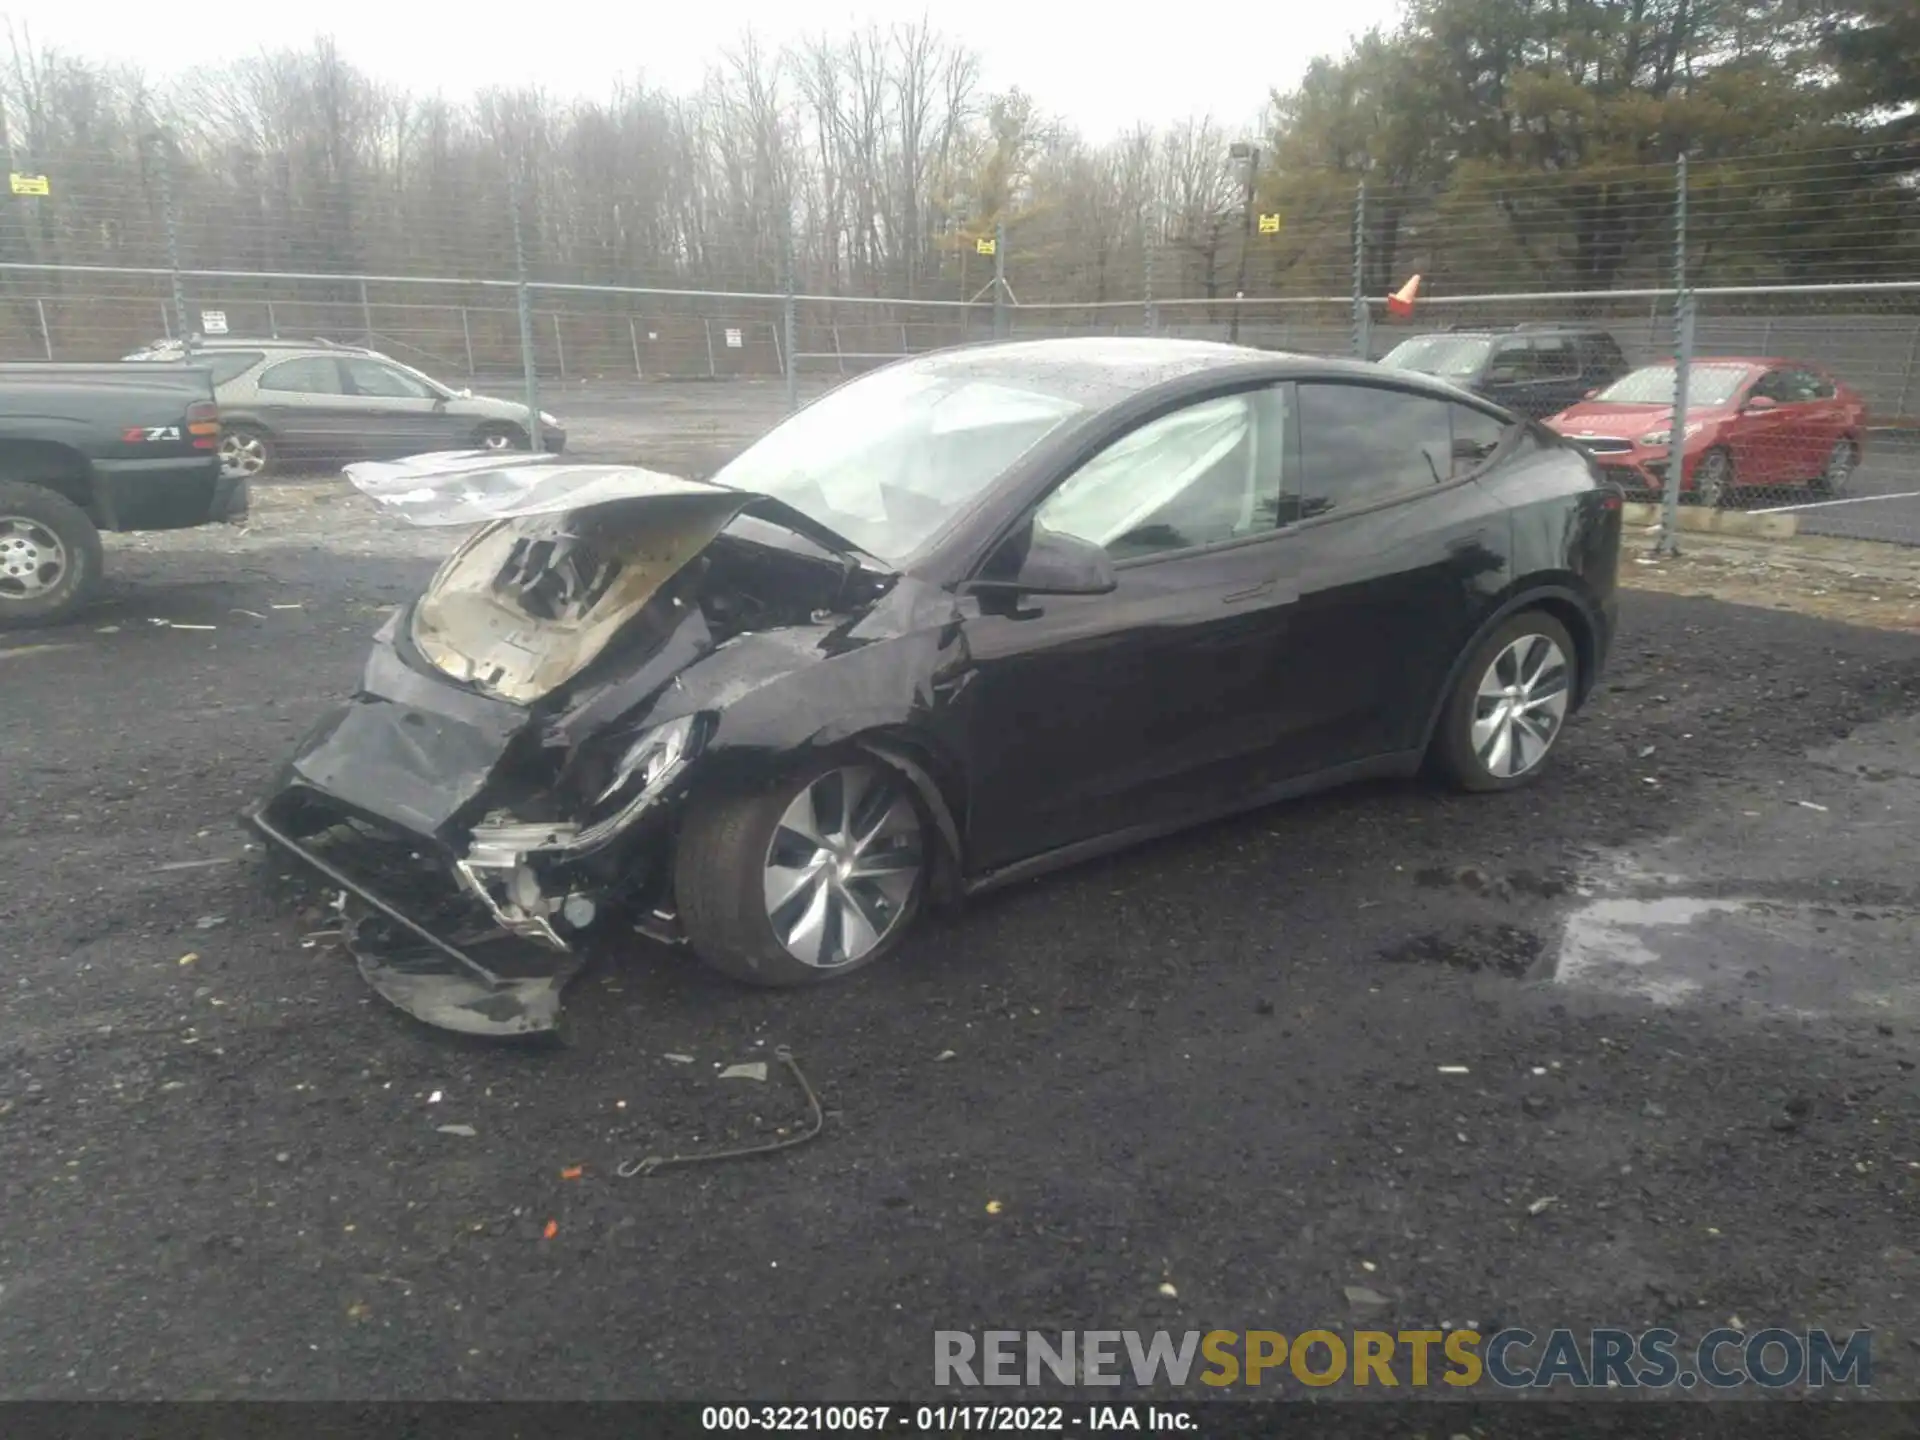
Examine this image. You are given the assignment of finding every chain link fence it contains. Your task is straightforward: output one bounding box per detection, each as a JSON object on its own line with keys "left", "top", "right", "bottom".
{"left": 1, "top": 139, "right": 1915, "bottom": 544}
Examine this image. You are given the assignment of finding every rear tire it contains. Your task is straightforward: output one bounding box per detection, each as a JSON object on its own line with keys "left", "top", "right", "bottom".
{"left": 1432, "top": 610, "right": 1578, "bottom": 793}
{"left": 219, "top": 424, "right": 275, "bottom": 482}
{"left": 674, "top": 753, "right": 929, "bottom": 987}
{"left": 0, "top": 482, "right": 103, "bottom": 629}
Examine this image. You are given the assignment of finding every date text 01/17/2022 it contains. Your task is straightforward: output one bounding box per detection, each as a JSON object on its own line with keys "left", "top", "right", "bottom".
{"left": 699, "top": 1405, "right": 1196, "bottom": 1432}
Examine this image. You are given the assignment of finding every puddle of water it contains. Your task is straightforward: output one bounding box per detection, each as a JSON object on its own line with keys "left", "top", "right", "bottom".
{"left": 1556, "top": 896, "right": 1750, "bottom": 1005}
{"left": 1555, "top": 892, "right": 1920, "bottom": 1020}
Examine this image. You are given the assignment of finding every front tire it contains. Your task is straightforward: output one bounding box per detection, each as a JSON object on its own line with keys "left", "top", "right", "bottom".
{"left": 1694, "top": 446, "right": 1734, "bottom": 508}
{"left": 674, "top": 755, "right": 929, "bottom": 986}
{"left": 1813, "top": 438, "right": 1858, "bottom": 497}
{"left": 0, "top": 482, "right": 104, "bottom": 629}
{"left": 1433, "top": 610, "right": 1578, "bottom": 793}
{"left": 475, "top": 422, "right": 528, "bottom": 453}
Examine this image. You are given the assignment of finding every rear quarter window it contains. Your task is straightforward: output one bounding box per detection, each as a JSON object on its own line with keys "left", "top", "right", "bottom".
{"left": 206, "top": 352, "right": 265, "bottom": 386}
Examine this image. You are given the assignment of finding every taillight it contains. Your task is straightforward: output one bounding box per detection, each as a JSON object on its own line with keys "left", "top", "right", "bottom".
{"left": 187, "top": 400, "right": 220, "bottom": 451}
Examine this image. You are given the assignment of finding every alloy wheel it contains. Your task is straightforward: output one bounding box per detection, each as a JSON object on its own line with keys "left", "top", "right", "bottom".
{"left": 1470, "top": 634, "right": 1571, "bottom": 780}
{"left": 1821, "top": 440, "right": 1855, "bottom": 496}
{"left": 0, "top": 515, "right": 68, "bottom": 600}
{"left": 1696, "top": 449, "right": 1733, "bottom": 508}
{"left": 219, "top": 432, "right": 267, "bottom": 479}
{"left": 762, "top": 764, "right": 924, "bottom": 969}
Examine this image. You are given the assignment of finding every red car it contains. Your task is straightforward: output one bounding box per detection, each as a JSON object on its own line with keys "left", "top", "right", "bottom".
{"left": 1543, "top": 358, "right": 1868, "bottom": 506}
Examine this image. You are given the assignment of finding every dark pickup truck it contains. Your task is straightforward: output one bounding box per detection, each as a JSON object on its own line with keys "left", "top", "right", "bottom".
{"left": 0, "top": 362, "right": 243, "bottom": 627}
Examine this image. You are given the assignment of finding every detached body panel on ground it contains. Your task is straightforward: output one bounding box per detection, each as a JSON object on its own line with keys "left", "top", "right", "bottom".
{"left": 0, "top": 362, "right": 236, "bottom": 626}
{"left": 248, "top": 339, "right": 1622, "bottom": 1036}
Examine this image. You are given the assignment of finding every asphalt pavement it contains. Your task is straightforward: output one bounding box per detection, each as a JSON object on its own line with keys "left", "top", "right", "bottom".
{"left": 2, "top": 519, "right": 1919, "bottom": 1399}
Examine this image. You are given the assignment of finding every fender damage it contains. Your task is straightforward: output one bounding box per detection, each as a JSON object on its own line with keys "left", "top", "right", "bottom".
{"left": 247, "top": 453, "right": 970, "bottom": 1037}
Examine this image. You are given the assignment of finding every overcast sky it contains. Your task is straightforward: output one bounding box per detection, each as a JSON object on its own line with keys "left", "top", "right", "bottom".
{"left": 1, "top": 0, "right": 1404, "bottom": 141}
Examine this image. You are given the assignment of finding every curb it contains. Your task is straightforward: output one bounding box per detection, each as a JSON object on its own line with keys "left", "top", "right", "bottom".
{"left": 1621, "top": 502, "right": 1798, "bottom": 539}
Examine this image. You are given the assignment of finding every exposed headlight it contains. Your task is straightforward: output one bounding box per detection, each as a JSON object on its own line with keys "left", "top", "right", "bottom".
{"left": 595, "top": 713, "right": 702, "bottom": 805}
{"left": 1639, "top": 422, "right": 1704, "bottom": 446}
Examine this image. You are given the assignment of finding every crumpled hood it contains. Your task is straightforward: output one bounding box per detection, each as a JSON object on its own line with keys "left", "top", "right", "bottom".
{"left": 342, "top": 451, "right": 737, "bottom": 527}
{"left": 341, "top": 453, "right": 880, "bottom": 707}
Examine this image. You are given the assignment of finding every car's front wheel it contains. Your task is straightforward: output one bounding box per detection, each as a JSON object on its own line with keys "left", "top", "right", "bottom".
{"left": 674, "top": 755, "right": 929, "bottom": 986}
{"left": 1813, "top": 438, "right": 1858, "bottom": 497}
{"left": 474, "top": 422, "right": 527, "bottom": 453}
{"left": 1693, "top": 446, "right": 1735, "bottom": 508}
{"left": 1432, "top": 610, "right": 1578, "bottom": 793}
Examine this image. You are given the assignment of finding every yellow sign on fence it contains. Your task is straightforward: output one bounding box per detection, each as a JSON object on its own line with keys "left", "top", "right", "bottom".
{"left": 976, "top": 236, "right": 996, "bottom": 256}
{"left": 1258, "top": 212, "right": 1282, "bottom": 235}
{"left": 9, "top": 173, "right": 50, "bottom": 196}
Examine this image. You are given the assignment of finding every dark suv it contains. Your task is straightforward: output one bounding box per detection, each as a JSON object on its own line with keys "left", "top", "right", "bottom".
{"left": 1377, "top": 325, "right": 1632, "bottom": 420}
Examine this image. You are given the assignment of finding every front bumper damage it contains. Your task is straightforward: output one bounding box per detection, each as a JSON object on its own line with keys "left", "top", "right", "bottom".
{"left": 247, "top": 453, "right": 755, "bottom": 1037}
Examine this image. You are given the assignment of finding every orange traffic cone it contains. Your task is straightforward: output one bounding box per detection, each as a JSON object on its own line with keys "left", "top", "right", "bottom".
{"left": 1386, "top": 274, "right": 1421, "bottom": 318}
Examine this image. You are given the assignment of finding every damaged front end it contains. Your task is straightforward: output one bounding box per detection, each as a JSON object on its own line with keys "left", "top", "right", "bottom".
{"left": 248, "top": 453, "right": 885, "bottom": 1036}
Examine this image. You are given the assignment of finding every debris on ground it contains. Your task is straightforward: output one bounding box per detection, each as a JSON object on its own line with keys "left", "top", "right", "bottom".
{"left": 1344, "top": 1285, "right": 1389, "bottom": 1309}
{"left": 1527, "top": 1196, "right": 1558, "bottom": 1216}
{"left": 664, "top": 1053, "right": 695, "bottom": 1064}
{"left": 436, "top": 1124, "right": 477, "bottom": 1138}
{"left": 719, "top": 1062, "right": 768, "bottom": 1082}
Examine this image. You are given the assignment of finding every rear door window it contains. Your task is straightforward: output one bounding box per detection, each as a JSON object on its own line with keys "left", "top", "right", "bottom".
{"left": 1530, "top": 336, "right": 1580, "bottom": 379}
{"left": 1295, "top": 382, "right": 1456, "bottom": 518}
{"left": 258, "top": 357, "right": 346, "bottom": 395}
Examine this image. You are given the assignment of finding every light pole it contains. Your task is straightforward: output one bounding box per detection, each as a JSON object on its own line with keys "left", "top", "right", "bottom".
{"left": 1228, "top": 141, "right": 1260, "bottom": 344}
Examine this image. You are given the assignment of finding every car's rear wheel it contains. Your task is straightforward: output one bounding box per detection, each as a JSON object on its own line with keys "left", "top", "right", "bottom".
{"left": 1433, "top": 610, "right": 1577, "bottom": 793}
{"left": 0, "top": 482, "right": 103, "bottom": 629}
{"left": 219, "top": 425, "right": 275, "bottom": 481}
{"left": 1694, "top": 446, "right": 1735, "bottom": 508}
{"left": 674, "top": 755, "right": 928, "bottom": 986}
{"left": 1813, "top": 438, "right": 1858, "bottom": 497}
{"left": 474, "top": 422, "right": 527, "bottom": 453}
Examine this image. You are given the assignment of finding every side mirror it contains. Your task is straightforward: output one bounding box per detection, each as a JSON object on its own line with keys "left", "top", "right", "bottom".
{"left": 1744, "top": 394, "right": 1778, "bottom": 411}
{"left": 971, "top": 523, "right": 1117, "bottom": 598}
{"left": 1583, "top": 388, "right": 1598, "bottom": 400}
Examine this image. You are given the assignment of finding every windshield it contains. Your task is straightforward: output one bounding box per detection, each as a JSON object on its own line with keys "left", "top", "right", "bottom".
{"left": 1379, "top": 335, "right": 1493, "bottom": 379}
{"left": 1596, "top": 364, "right": 1750, "bottom": 407}
{"left": 710, "top": 364, "right": 1088, "bottom": 563}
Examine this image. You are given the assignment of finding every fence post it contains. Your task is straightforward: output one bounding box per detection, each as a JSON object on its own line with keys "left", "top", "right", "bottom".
{"left": 152, "top": 130, "right": 190, "bottom": 350}
{"left": 993, "top": 220, "right": 1008, "bottom": 340}
{"left": 266, "top": 301, "right": 279, "bottom": 338}
{"left": 461, "top": 307, "right": 476, "bottom": 376}
{"left": 629, "top": 316, "right": 643, "bottom": 379}
{"left": 1351, "top": 181, "right": 1371, "bottom": 360}
{"left": 552, "top": 312, "right": 566, "bottom": 381}
{"left": 783, "top": 216, "right": 799, "bottom": 412}
{"left": 159, "top": 301, "right": 172, "bottom": 341}
{"left": 1657, "top": 153, "right": 1691, "bottom": 558}
{"left": 703, "top": 319, "right": 717, "bottom": 379}
{"left": 508, "top": 175, "right": 543, "bottom": 453}
{"left": 1896, "top": 322, "right": 1920, "bottom": 424}
{"left": 35, "top": 298, "right": 52, "bottom": 360}
{"left": 359, "top": 278, "right": 374, "bottom": 345}
{"left": 1144, "top": 242, "right": 1157, "bottom": 336}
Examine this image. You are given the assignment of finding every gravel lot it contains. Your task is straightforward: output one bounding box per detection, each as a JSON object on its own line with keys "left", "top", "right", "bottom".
{"left": 2, "top": 410, "right": 1919, "bottom": 1402}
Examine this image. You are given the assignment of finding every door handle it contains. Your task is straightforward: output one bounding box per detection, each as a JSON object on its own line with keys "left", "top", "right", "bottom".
{"left": 1222, "top": 579, "right": 1277, "bottom": 604}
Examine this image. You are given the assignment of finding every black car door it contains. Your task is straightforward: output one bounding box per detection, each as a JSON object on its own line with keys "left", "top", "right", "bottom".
{"left": 1266, "top": 382, "right": 1518, "bottom": 775}
{"left": 957, "top": 385, "right": 1303, "bottom": 873}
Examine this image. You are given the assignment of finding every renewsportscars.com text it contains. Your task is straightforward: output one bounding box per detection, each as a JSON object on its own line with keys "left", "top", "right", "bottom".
{"left": 934, "top": 1327, "right": 1873, "bottom": 1390}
